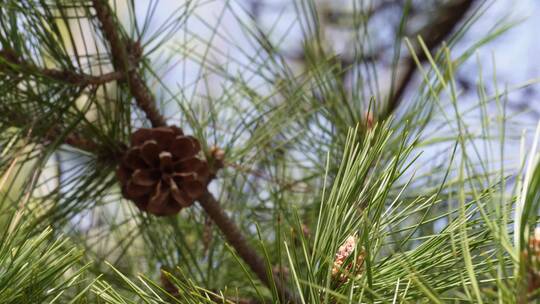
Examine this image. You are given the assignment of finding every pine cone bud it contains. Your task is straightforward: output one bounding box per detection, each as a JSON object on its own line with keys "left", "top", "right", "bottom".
{"left": 364, "top": 111, "right": 374, "bottom": 130}
{"left": 160, "top": 268, "right": 180, "bottom": 297}
{"left": 331, "top": 234, "right": 365, "bottom": 283}
{"left": 209, "top": 145, "right": 225, "bottom": 171}
{"left": 117, "top": 126, "right": 210, "bottom": 216}
{"left": 526, "top": 227, "right": 540, "bottom": 294}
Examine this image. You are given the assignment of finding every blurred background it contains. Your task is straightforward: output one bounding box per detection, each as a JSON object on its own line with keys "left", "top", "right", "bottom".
{"left": 121, "top": 0, "right": 540, "bottom": 142}
{"left": 133, "top": 0, "right": 540, "bottom": 119}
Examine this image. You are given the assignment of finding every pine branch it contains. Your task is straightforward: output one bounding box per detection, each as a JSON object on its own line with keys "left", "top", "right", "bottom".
{"left": 91, "top": 1, "right": 295, "bottom": 300}
{"left": 384, "top": 0, "right": 475, "bottom": 118}
{"left": 0, "top": 49, "right": 123, "bottom": 86}
{"left": 0, "top": 49, "right": 108, "bottom": 154}
{"left": 53, "top": 131, "right": 100, "bottom": 153}
{"left": 91, "top": 0, "right": 167, "bottom": 128}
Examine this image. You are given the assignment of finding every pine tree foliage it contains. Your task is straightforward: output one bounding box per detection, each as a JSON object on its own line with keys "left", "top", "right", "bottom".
{"left": 0, "top": 0, "right": 539, "bottom": 303}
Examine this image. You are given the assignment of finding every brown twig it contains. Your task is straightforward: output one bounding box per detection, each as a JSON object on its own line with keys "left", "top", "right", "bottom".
{"left": 199, "top": 191, "right": 295, "bottom": 303}
{"left": 0, "top": 49, "right": 123, "bottom": 86}
{"left": 60, "top": 133, "right": 99, "bottom": 153}
{"left": 0, "top": 102, "right": 100, "bottom": 154}
{"left": 91, "top": 0, "right": 167, "bottom": 127}
{"left": 383, "top": 0, "right": 475, "bottom": 118}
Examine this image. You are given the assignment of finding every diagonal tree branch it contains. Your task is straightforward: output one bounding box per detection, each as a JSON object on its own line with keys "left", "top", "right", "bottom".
{"left": 91, "top": 1, "right": 294, "bottom": 301}
{"left": 0, "top": 49, "right": 124, "bottom": 86}
{"left": 54, "top": 131, "right": 99, "bottom": 153}
{"left": 91, "top": 0, "right": 167, "bottom": 128}
{"left": 383, "top": 0, "right": 475, "bottom": 119}
{"left": 198, "top": 191, "right": 295, "bottom": 303}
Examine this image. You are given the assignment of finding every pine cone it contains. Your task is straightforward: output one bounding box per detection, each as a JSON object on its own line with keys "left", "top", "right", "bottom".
{"left": 117, "top": 126, "right": 209, "bottom": 216}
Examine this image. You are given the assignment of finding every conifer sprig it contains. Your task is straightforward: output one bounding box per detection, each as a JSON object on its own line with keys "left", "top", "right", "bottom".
{"left": 90, "top": 0, "right": 294, "bottom": 299}
{"left": 1, "top": 0, "right": 539, "bottom": 303}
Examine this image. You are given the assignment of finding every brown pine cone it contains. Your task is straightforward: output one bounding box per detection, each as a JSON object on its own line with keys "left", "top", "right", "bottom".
{"left": 117, "top": 126, "right": 210, "bottom": 216}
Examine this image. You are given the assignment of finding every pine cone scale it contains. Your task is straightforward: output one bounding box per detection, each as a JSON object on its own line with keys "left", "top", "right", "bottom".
{"left": 131, "top": 129, "right": 154, "bottom": 146}
{"left": 125, "top": 181, "right": 153, "bottom": 198}
{"left": 140, "top": 140, "right": 161, "bottom": 166}
{"left": 172, "top": 172, "right": 196, "bottom": 181}
{"left": 170, "top": 136, "right": 200, "bottom": 160}
{"left": 159, "top": 151, "right": 173, "bottom": 171}
{"left": 148, "top": 181, "right": 170, "bottom": 211}
{"left": 169, "top": 180, "right": 190, "bottom": 207}
{"left": 178, "top": 158, "right": 204, "bottom": 173}
{"left": 183, "top": 181, "right": 205, "bottom": 199}
{"left": 131, "top": 169, "right": 159, "bottom": 186}
{"left": 124, "top": 148, "right": 148, "bottom": 169}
